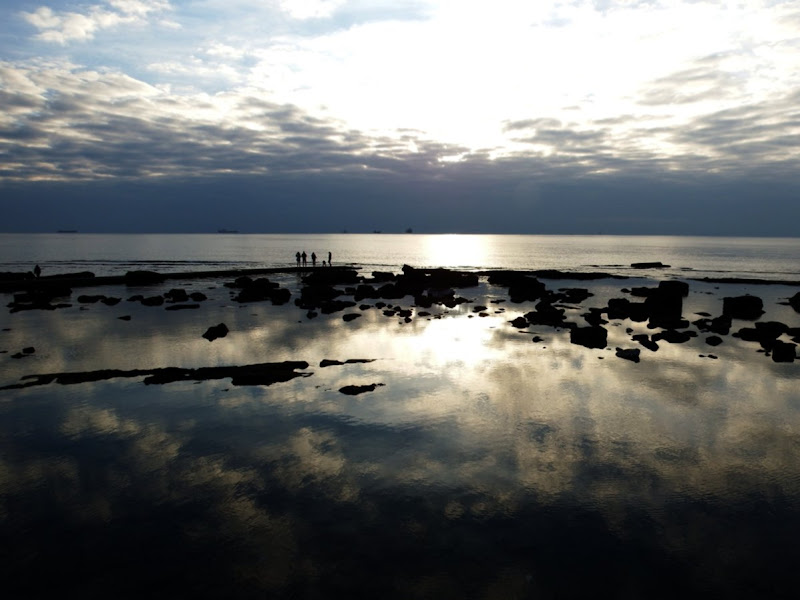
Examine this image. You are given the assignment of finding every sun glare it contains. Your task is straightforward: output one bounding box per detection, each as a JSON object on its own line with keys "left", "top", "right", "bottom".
{"left": 422, "top": 234, "right": 489, "bottom": 269}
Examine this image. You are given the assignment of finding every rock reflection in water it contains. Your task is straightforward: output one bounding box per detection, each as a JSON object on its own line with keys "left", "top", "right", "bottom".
{"left": 1, "top": 275, "right": 799, "bottom": 598}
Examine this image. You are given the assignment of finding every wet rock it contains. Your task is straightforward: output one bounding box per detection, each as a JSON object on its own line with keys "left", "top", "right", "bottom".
{"left": 234, "top": 278, "right": 291, "bottom": 305}
{"left": 652, "top": 329, "right": 696, "bottom": 344}
{"left": 77, "top": 294, "right": 106, "bottom": 303}
{"left": 320, "top": 299, "right": 357, "bottom": 314}
{"left": 118, "top": 315, "right": 131, "bottom": 321}
{"left": 631, "top": 262, "right": 669, "bottom": 269}
{"left": 692, "top": 315, "right": 732, "bottom": 335}
{"left": 616, "top": 348, "right": 641, "bottom": 362}
{"left": 524, "top": 299, "right": 568, "bottom": 327}
{"left": 788, "top": 292, "right": 800, "bottom": 313}
{"left": 202, "top": 323, "right": 229, "bottom": 341}
{"left": 705, "top": 336, "right": 723, "bottom": 346}
{"left": 632, "top": 334, "right": 659, "bottom": 352}
{"left": 320, "top": 359, "right": 375, "bottom": 368}
{"left": 189, "top": 292, "right": 207, "bottom": 302}
{"left": 771, "top": 341, "right": 797, "bottom": 363}
{"left": 343, "top": 313, "right": 361, "bottom": 322}
{"left": 141, "top": 295, "right": 164, "bottom": 307}
{"left": 339, "top": 383, "right": 385, "bottom": 395}
{"left": 509, "top": 277, "right": 547, "bottom": 303}
{"left": 164, "top": 288, "right": 189, "bottom": 303}
{"left": 23, "top": 347, "right": 35, "bottom": 354}
{"left": 570, "top": 326, "right": 608, "bottom": 349}
{"left": 723, "top": 295, "right": 764, "bottom": 320}
{"left": 124, "top": 270, "right": 165, "bottom": 285}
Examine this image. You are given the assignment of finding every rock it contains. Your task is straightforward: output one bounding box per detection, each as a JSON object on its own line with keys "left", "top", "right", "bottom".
{"left": 101, "top": 297, "right": 121, "bottom": 306}
{"left": 652, "top": 329, "right": 695, "bottom": 344}
{"left": 632, "top": 334, "right": 659, "bottom": 351}
{"left": 570, "top": 326, "right": 607, "bottom": 349}
{"left": 339, "top": 383, "right": 385, "bottom": 395}
{"left": 189, "top": 292, "right": 207, "bottom": 302}
{"left": 202, "top": 323, "right": 229, "bottom": 341}
{"left": 771, "top": 341, "right": 796, "bottom": 363}
{"left": 118, "top": 315, "right": 132, "bottom": 321}
{"left": 615, "top": 348, "right": 640, "bottom": 362}
{"left": 164, "top": 288, "right": 189, "bottom": 302}
{"left": 124, "top": 270, "right": 165, "bottom": 285}
{"left": 77, "top": 294, "right": 106, "bottom": 304}
{"left": 723, "top": 295, "right": 764, "bottom": 320}
{"left": 508, "top": 277, "right": 547, "bottom": 303}
{"left": 141, "top": 295, "right": 164, "bottom": 306}
{"left": 692, "top": 315, "right": 732, "bottom": 335}
{"left": 658, "top": 280, "right": 689, "bottom": 297}
{"left": 343, "top": 313, "right": 361, "bottom": 322}
{"left": 23, "top": 347, "right": 35, "bottom": 354}
{"left": 631, "top": 262, "right": 669, "bottom": 269}
{"left": 788, "top": 292, "right": 800, "bottom": 313}
{"left": 705, "top": 336, "right": 723, "bottom": 346}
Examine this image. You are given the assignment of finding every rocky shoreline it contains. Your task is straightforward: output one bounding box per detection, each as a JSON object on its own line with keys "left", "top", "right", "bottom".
{"left": 2, "top": 264, "right": 799, "bottom": 392}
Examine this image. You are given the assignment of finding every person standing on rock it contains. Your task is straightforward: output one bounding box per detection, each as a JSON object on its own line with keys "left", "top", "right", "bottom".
{"left": 328, "top": 251, "right": 332, "bottom": 266}
{"left": 301, "top": 251, "right": 307, "bottom": 267}
{"left": 295, "top": 252, "right": 301, "bottom": 268}
{"left": 311, "top": 252, "right": 317, "bottom": 267}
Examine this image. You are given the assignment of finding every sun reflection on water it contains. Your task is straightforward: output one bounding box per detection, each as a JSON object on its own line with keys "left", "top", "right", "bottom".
{"left": 421, "top": 234, "right": 489, "bottom": 269}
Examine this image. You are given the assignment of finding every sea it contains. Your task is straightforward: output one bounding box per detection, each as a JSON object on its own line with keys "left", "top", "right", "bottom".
{"left": 1, "top": 233, "right": 800, "bottom": 599}
{"left": 2, "top": 232, "right": 800, "bottom": 280}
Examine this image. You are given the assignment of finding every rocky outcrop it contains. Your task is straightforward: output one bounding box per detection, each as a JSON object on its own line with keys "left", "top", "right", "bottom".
{"left": 570, "top": 326, "right": 608, "bottom": 349}
{"left": 723, "top": 295, "right": 764, "bottom": 320}
{"left": 202, "top": 323, "right": 229, "bottom": 341}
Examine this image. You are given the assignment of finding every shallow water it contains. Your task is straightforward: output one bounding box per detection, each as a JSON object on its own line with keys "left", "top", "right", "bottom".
{"left": 2, "top": 232, "right": 800, "bottom": 280}
{"left": 1, "top": 265, "right": 800, "bottom": 597}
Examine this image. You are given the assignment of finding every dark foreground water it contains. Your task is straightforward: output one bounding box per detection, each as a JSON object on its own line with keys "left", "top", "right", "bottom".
{"left": 2, "top": 239, "right": 800, "bottom": 598}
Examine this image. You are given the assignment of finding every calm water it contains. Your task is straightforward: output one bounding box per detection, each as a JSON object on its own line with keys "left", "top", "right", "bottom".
{"left": 1, "top": 235, "right": 800, "bottom": 598}
{"left": 2, "top": 233, "right": 800, "bottom": 280}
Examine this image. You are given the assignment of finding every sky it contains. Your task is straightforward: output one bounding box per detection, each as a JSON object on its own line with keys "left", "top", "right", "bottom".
{"left": 1, "top": 0, "right": 799, "bottom": 234}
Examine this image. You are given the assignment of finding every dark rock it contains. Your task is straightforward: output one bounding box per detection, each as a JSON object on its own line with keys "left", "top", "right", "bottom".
{"left": 658, "top": 280, "right": 689, "bottom": 297}
{"left": 556, "top": 288, "right": 592, "bottom": 304}
{"left": 124, "top": 270, "right": 165, "bottom": 285}
{"left": 164, "top": 288, "right": 190, "bottom": 302}
{"left": 101, "top": 297, "right": 121, "bottom": 306}
{"left": 570, "top": 326, "right": 608, "bottom": 349}
{"left": 631, "top": 262, "right": 669, "bottom": 269}
{"left": 692, "top": 315, "right": 731, "bottom": 335}
{"left": 652, "top": 329, "right": 695, "bottom": 344}
{"left": 615, "top": 348, "right": 640, "bottom": 362}
{"left": 128, "top": 294, "right": 144, "bottom": 302}
{"left": 632, "top": 334, "right": 659, "bottom": 351}
{"left": 23, "top": 347, "right": 35, "bottom": 354}
{"left": 508, "top": 277, "right": 547, "bottom": 303}
{"left": 77, "top": 294, "right": 106, "bottom": 304}
{"left": 706, "top": 336, "right": 723, "bottom": 346}
{"left": 189, "top": 292, "right": 208, "bottom": 302}
{"left": 320, "top": 358, "right": 375, "bottom": 368}
{"left": 723, "top": 295, "right": 764, "bottom": 320}
{"left": 320, "top": 300, "right": 357, "bottom": 314}
{"left": 343, "top": 313, "right": 361, "bottom": 322}
{"left": 771, "top": 341, "right": 796, "bottom": 363}
{"left": 354, "top": 284, "right": 378, "bottom": 301}
{"left": 118, "top": 315, "right": 132, "bottom": 321}
{"left": 788, "top": 292, "right": 800, "bottom": 313}
{"left": 202, "top": 323, "right": 229, "bottom": 341}
{"left": 141, "top": 295, "right": 164, "bottom": 306}
{"left": 339, "top": 383, "right": 385, "bottom": 395}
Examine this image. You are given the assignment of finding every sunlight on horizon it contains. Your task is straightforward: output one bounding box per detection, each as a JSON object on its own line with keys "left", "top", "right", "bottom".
{"left": 421, "top": 234, "right": 489, "bottom": 269}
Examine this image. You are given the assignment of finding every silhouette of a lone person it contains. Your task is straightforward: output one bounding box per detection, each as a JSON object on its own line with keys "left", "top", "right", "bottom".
{"left": 328, "top": 251, "right": 332, "bottom": 266}
{"left": 33, "top": 265, "right": 41, "bottom": 278}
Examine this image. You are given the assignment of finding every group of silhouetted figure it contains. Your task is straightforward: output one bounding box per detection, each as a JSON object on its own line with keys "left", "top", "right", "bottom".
{"left": 296, "top": 251, "right": 332, "bottom": 268}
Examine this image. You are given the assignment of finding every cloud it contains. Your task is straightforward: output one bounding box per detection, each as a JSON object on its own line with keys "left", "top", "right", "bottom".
{"left": 278, "top": 0, "right": 345, "bottom": 20}
{"left": 20, "top": 0, "right": 172, "bottom": 44}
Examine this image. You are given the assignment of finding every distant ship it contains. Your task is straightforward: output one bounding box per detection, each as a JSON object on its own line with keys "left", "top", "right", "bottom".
{"left": 57, "top": 229, "right": 78, "bottom": 233}
{"left": 217, "top": 229, "right": 239, "bottom": 233}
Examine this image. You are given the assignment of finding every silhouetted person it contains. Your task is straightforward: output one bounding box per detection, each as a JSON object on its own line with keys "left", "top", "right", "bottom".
{"left": 322, "top": 260, "right": 327, "bottom": 267}
{"left": 301, "top": 251, "right": 307, "bottom": 267}
{"left": 295, "top": 252, "right": 301, "bottom": 267}
{"left": 311, "top": 252, "right": 317, "bottom": 267}
{"left": 33, "top": 265, "right": 41, "bottom": 278}
{"left": 328, "top": 251, "right": 332, "bottom": 266}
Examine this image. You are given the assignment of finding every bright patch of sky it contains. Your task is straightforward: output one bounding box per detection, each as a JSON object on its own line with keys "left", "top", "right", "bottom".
{"left": 1, "top": 0, "right": 799, "bottom": 180}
